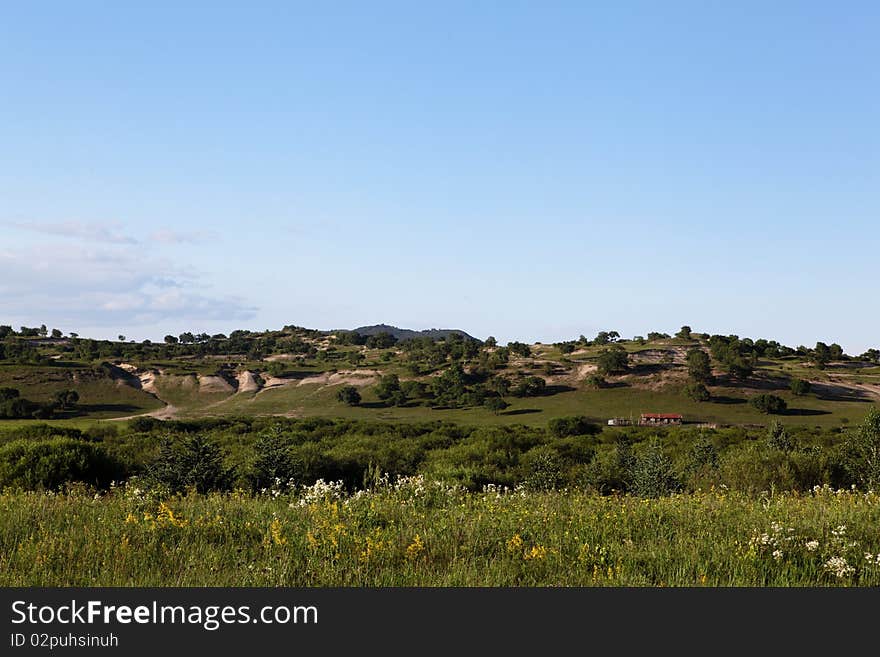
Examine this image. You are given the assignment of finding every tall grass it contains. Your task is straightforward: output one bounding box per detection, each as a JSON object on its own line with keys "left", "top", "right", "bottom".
{"left": 3, "top": 480, "right": 880, "bottom": 586}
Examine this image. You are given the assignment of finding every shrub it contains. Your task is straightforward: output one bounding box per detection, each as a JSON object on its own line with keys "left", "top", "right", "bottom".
{"left": 790, "top": 379, "right": 812, "bottom": 396}
{"left": 249, "top": 428, "right": 297, "bottom": 490}
{"left": 521, "top": 446, "right": 564, "bottom": 491}
{"left": 145, "top": 435, "right": 233, "bottom": 493}
{"left": 596, "top": 347, "right": 628, "bottom": 375}
{"left": 842, "top": 407, "right": 880, "bottom": 489}
{"left": 684, "top": 381, "right": 710, "bottom": 402}
{"left": 0, "top": 437, "right": 125, "bottom": 490}
{"left": 631, "top": 440, "right": 679, "bottom": 497}
{"left": 484, "top": 397, "right": 509, "bottom": 415}
{"left": 336, "top": 385, "right": 362, "bottom": 406}
{"left": 750, "top": 394, "right": 787, "bottom": 414}
{"left": 548, "top": 416, "right": 600, "bottom": 438}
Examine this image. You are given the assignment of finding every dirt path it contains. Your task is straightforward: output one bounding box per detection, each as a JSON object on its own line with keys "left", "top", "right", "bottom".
{"left": 104, "top": 402, "right": 179, "bottom": 422}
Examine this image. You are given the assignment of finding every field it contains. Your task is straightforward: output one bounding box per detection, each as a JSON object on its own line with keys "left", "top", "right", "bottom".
{"left": 3, "top": 482, "right": 880, "bottom": 586}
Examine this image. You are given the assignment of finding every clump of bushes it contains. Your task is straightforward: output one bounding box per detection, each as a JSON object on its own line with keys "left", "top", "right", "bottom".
{"left": 0, "top": 437, "right": 125, "bottom": 490}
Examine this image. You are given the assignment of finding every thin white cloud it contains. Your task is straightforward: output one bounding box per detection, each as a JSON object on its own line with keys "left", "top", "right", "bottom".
{"left": 0, "top": 243, "right": 257, "bottom": 327}
{"left": 4, "top": 220, "right": 139, "bottom": 244}
{"left": 149, "top": 229, "right": 218, "bottom": 245}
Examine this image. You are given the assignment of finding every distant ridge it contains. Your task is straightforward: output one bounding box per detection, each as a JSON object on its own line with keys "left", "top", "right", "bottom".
{"left": 341, "top": 324, "right": 478, "bottom": 342}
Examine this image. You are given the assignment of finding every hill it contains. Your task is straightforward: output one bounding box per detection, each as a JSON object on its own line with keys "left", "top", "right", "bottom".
{"left": 343, "top": 324, "right": 478, "bottom": 342}
{"left": 0, "top": 323, "right": 877, "bottom": 429}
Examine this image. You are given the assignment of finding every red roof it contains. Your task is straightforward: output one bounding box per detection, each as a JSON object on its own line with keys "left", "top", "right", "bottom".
{"left": 641, "top": 413, "right": 682, "bottom": 419}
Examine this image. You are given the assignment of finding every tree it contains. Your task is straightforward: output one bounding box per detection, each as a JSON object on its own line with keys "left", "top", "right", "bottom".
{"left": 686, "top": 348, "right": 712, "bottom": 383}
{"left": 548, "top": 416, "right": 600, "bottom": 438}
{"left": 750, "top": 394, "right": 787, "bottom": 414}
{"left": 0, "top": 388, "right": 20, "bottom": 402}
{"left": 0, "top": 326, "right": 12, "bottom": 339}
{"left": 250, "top": 428, "right": 297, "bottom": 489}
{"left": 484, "top": 396, "right": 509, "bottom": 415}
{"left": 39, "top": 324, "right": 48, "bottom": 337}
{"left": 178, "top": 332, "right": 195, "bottom": 344}
{"left": 861, "top": 349, "right": 880, "bottom": 364}
{"left": 511, "top": 376, "right": 546, "bottom": 397}
{"left": 54, "top": 389, "right": 79, "bottom": 410}
{"left": 676, "top": 326, "right": 693, "bottom": 340}
{"left": 813, "top": 342, "right": 831, "bottom": 367}
{"left": 790, "top": 378, "right": 811, "bottom": 396}
{"left": 596, "top": 346, "right": 628, "bottom": 375}
{"left": 365, "top": 332, "right": 397, "bottom": 349}
{"left": 843, "top": 408, "right": 880, "bottom": 489}
{"left": 146, "top": 436, "right": 232, "bottom": 494}
{"left": 118, "top": 335, "right": 126, "bottom": 342}
{"left": 584, "top": 373, "right": 606, "bottom": 389}
{"left": 374, "top": 373, "right": 401, "bottom": 400}
{"left": 507, "top": 341, "right": 532, "bottom": 358}
{"left": 164, "top": 335, "right": 179, "bottom": 345}
{"left": 484, "top": 336, "right": 497, "bottom": 348}
{"left": 766, "top": 421, "right": 794, "bottom": 452}
{"left": 594, "top": 331, "right": 619, "bottom": 345}
{"left": 336, "top": 386, "right": 362, "bottom": 406}
{"left": 684, "top": 381, "right": 710, "bottom": 402}
{"left": 51, "top": 328, "right": 63, "bottom": 338}
{"left": 631, "top": 440, "right": 679, "bottom": 497}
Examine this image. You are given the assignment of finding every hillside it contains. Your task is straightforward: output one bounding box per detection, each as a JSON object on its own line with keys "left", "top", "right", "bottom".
{"left": 0, "top": 324, "right": 878, "bottom": 429}
{"left": 342, "top": 324, "right": 478, "bottom": 342}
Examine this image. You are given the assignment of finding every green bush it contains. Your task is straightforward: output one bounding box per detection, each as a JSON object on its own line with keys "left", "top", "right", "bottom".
{"left": 750, "top": 394, "right": 787, "bottom": 414}
{"left": 548, "top": 416, "right": 600, "bottom": 438}
{"left": 0, "top": 437, "right": 126, "bottom": 490}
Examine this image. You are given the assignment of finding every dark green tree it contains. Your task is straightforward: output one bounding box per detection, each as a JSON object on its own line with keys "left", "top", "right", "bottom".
{"left": 686, "top": 348, "right": 712, "bottom": 383}
{"left": 596, "top": 346, "right": 628, "bottom": 375}
{"left": 750, "top": 394, "right": 787, "bottom": 414}
{"left": 336, "top": 385, "right": 362, "bottom": 406}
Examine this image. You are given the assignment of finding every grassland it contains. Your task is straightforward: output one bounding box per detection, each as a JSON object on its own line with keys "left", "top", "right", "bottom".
{"left": 3, "top": 482, "right": 880, "bottom": 586}
{"left": 1, "top": 330, "right": 878, "bottom": 432}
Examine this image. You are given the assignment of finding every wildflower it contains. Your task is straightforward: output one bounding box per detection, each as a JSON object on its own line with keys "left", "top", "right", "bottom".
{"left": 506, "top": 534, "right": 524, "bottom": 554}
{"left": 523, "top": 545, "right": 547, "bottom": 561}
{"left": 805, "top": 540, "right": 819, "bottom": 552}
{"left": 405, "top": 534, "right": 425, "bottom": 560}
{"left": 266, "top": 517, "right": 286, "bottom": 547}
{"left": 772, "top": 549, "right": 783, "bottom": 560}
{"left": 823, "top": 556, "right": 855, "bottom": 579}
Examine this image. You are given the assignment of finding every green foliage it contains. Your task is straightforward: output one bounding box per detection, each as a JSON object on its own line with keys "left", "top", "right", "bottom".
{"left": 842, "top": 407, "right": 880, "bottom": 490}
{"left": 766, "top": 421, "right": 794, "bottom": 452}
{"left": 510, "top": 376, "right": 546, "bottom": 398}
{"left": 547, "top": 416, "right": 600, "bottom": 438}
{"left": 507, "top": 341, "right": 532, "bottom": 358}
{"left": 484, "top": 397, "right": 509, "bottom": 415}
{"left": 596, "top": 346, "right": 628, "bottom": 375}
{"left": 631, "top": 440, "right": 679, "bottom": 497}
{"left": 249, "top": 428, "right": 297, "bottom": 490}
{"left": 584, "top": 373, "right": 606, "bottom": 389}
{"left": 521, "top": 445, "right": 564, "bottom": 491}
{"left": 790, "top": 379, "right": 812, "bottom": 396}
{"left": 366, "top": 332, "right": 397, "bottom": 349}
{"left": 145, "top": 435, "right": 233, "bottom": 494}
{"left": 686, "top": 348, "right": 712, "bottom": 383}
{"left": 336, "top": 385, "right": 362, "bottom": 406}
{"left": 683, "top": 381, "right": 710, "bottom": 402}
{"left": 750, "top": 394, "right": 787, "bottom": 414}
{"left": 54, "top": 389, "right": 79, "bottom": 410}
{"left": 0, "top": 437, "right": 124, "bottom": 490}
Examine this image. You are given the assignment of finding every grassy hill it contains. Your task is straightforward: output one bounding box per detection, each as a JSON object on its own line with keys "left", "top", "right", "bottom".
{"left": 0, "top": 325, "right": 877, "bottom": 430}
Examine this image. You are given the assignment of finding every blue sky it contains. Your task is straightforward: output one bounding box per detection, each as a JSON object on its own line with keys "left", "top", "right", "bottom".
{"left": 1, "top": 1, "right": 877, "bottom": 353}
